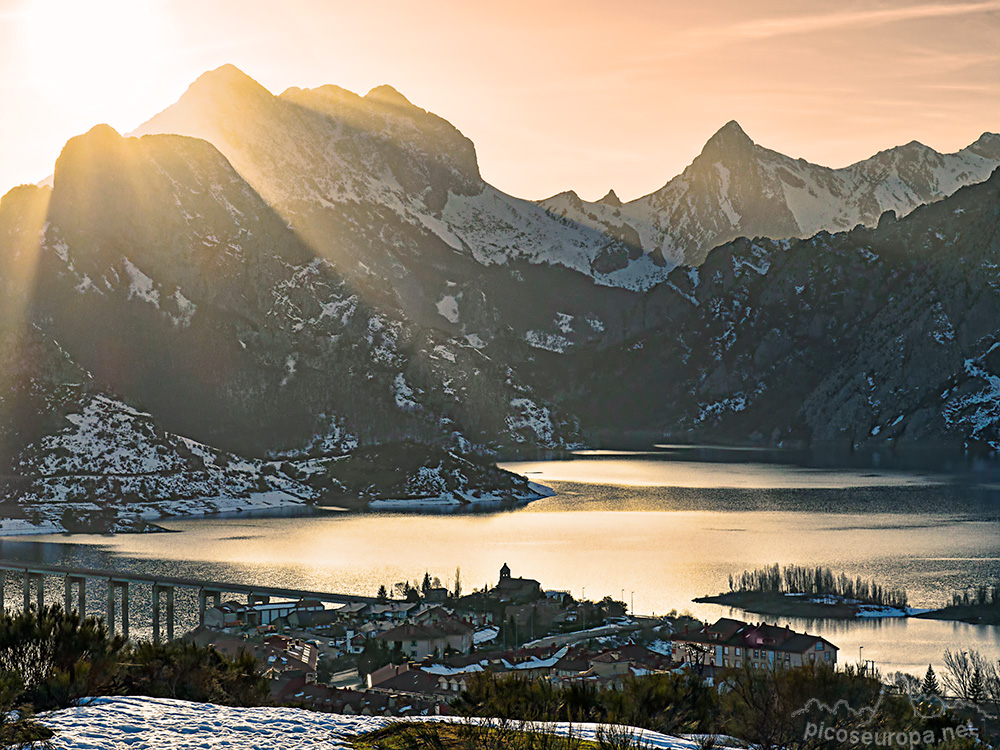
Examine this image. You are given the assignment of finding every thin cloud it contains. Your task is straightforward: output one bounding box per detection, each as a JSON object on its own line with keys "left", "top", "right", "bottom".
{"left": 727, "top": 1, "right": 1000, "bottom": 41}
{"left": 640, "top": 1, "right": 1000, "bottom": 61}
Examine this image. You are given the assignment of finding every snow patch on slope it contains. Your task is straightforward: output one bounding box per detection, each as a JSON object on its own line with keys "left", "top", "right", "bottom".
{"left": 1, "top": 394, "right": 315, "bottom": 534}
{"left": 123, "top": 258, "right": 160, "bottom": 307}
{"left": 436, "top": 294, "right": 460, "bottom": 323}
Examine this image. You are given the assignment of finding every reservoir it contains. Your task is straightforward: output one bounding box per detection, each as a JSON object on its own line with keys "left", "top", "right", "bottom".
{"left": 2, "top": 452, "right": 999, "bottom": 676}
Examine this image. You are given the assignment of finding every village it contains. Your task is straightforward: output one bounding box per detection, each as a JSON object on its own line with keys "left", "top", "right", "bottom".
{"left": 191, "top": 564, "right": 840, "bottom": 717}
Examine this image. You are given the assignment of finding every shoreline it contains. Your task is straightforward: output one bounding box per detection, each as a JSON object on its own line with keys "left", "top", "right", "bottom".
{"left": 694, "top": 591, "right": 928, "bottom": 622}
{"left": 500, "top": 441, "right": 1000, "bottom": 478}
{"left": 913, "top": 605, "right": 1000, "bottom": 626}
{"left": 0, "top": 480, "right": 556, "bottom": 537}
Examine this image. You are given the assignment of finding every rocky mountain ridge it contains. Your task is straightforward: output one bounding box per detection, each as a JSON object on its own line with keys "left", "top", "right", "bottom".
{"left": 0, "top": 120, "right": 562, "bottom": 531}
{"left": 540, "top": 121, "right": 1000, "bottom": 272}
{"left": 550, "top": 167, "right": 1000, "bottom": 465}
{"left": 132, "top": 66, "right": 1000, "bottom": 353}
{"left": 2, "top": 65, "right": 1000, "bottom": 531}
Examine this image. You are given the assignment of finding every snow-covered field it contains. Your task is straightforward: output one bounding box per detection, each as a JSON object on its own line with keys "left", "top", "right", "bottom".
{"left": 40, "top": 696, "right": 727, "bottom": 749}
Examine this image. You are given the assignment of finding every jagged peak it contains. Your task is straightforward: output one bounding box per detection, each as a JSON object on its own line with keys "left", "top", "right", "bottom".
{"left": 697, "top": 120, "right": 756, "bottom": 161}
{"left": 184, "top": 64, "right": 272, "bottom": 101}
{"left": 709, "top": 120, "right": 753, "bottom": 145}
{"left": 364, "top": 84, "right": 414, "bottom": 108}
{"left": 599, "top": 189, "right": 622, "bottom": 207}
{"left": 131, "top": 65, "right": 274, "bottom": 138}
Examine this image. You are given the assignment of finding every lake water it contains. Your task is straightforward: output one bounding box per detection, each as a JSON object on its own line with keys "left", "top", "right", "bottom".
{"left": 2, "top": 453, "right": 999, "bottom": 676}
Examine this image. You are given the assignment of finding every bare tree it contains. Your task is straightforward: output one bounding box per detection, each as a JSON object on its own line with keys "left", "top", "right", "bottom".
{"left": 942, "top": 649, "right": 992, "bottom": 701}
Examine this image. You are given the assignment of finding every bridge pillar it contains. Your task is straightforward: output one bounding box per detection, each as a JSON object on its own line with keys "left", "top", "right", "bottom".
{"left": 23, "top": 572, "right": 43, "bottom": 611}
{"left": 248, "top": 593, "right": 270, "bottom": 605}
{"left": 152, "top": 584, "right": 175, "bottom": 643}
{"left": 106, "top": 580, "right": 129, "bottom": 639}
{"left": 120, "top": 582, "right": 129, "bottom": 640}
{"left": 64, "top": 576, "right": 86, "bottom": 614}
{"left": 166, "top": 586, "right": 175, "bottom": 641}
{"left": 152, "top": 586, "right": 160, "bottom": 643}
{"left": 198, "top": 588, "right": 222, "bottom": 626}
{"left": 107, "top": 581, "right": 114, "bottom": 634}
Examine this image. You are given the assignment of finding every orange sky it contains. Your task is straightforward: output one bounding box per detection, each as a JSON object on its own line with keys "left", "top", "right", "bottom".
{"left": 1, "top": 0, "right": 999, "bottom": 202}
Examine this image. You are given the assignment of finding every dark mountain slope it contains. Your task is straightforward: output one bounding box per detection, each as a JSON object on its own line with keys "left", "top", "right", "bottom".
{"left": 133, "top": 66, "right": 641, "bottom": 354}
{"left": 549, "top": 169, "right": 1000, "bottom": 465}
{"left": 5, "top": 125, "right": 569, "bottom": 462}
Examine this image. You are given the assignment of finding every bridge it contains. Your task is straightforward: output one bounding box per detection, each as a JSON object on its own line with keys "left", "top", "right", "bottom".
{"left": 0, "top": 560, "right": 379, "bottom": 642}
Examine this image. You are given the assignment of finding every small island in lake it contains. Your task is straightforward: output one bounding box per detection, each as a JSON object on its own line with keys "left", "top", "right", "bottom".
{"left": 695, "top": 563, "right": 916, "bottom": 620}
{"left": 913, "top": 580, "right": 1000, "bottom": 625}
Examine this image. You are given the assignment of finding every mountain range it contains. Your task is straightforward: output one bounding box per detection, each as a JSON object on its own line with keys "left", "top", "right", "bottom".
{"left": 555, "top": 170, "right": 1000, "bottom": 466}
{"left": 1, "top": 64, "right": 999, "bottom": 528}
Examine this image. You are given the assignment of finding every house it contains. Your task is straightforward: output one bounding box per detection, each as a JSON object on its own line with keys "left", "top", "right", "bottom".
{"left": 364, "top": 602, "right": 419, "bottom": 622}
{"left": 376, "top": 617, "right": 475, "bottom": 660}
{"left": 205, "top": 599, "right": 325, "bottom": 629}
{"left": 347, "top": 630, "right": 369, "bottom": 654}
{"left": 288, "top": 606, "right": 340, "bottom": 629}
{"left": 209, "top": 632, "right": 318, "bottom": 683}
{"left": 671, "top": 618, "right": 838, "bottom": 671}
{"left": 492, "top": 563, "right": 542, "bottom": 602}
{"left": 204, "top": 601, "right": 246, "bottom": 629}
{"left": 367, "top": 662, "right": 442, "bottom": 696}
{"left": 544, "top": 590, "right": 573, "bottom": 605}
{"left": 278, "top": 675, "right": 444, "bottom": 716}
{"left": 253, "top": 599, "right": 325, "bottom": 627}
{"left": 334, "top": 602, "right": 368, "bottom": 621}
{"left": 411, "top": 604, "right": 453, "bottom": 625}
{"left": 261, "top": 634, "right": 319, "bottom": 680}
{"left": 424, "top": 587, "right": 450, "bottom": 603}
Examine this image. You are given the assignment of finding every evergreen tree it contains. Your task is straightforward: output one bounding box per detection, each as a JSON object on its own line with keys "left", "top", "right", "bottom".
{"left": 453, "top": 567, "right": 462, "bottom": 598}
{"left": 969, "top": 667, "right": 986, "bottom": 704}
{"left": 376, "top": 584, "right": 388, "bottom": 602}
{"left": 421, "top": 571, "right": 432, "bottom": 594}
{"left": 921, "top": 665, "right": 940, "bottom": 696}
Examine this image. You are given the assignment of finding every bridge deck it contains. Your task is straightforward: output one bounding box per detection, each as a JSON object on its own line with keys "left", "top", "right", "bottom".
{"left": 0, "top": 560, "right": 379, "bottom": 605}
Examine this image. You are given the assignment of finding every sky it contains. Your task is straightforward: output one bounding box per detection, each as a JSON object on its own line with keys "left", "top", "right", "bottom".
{"left": 1, "top": 0, "right": 999, "bottom": 202}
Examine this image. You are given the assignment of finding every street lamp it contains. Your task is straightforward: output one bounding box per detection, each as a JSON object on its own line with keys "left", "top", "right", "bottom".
{"left": 859, "top": 645, "right": 864, "bottom": 674}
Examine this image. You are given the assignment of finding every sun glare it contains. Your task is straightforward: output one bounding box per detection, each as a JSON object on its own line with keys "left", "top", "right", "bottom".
{"left": 23, "top": 0, "right": 170, "bottom": 109}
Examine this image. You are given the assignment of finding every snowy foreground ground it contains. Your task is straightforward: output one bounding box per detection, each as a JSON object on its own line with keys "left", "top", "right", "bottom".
{"left": 41, "top": 696, "right": 725, "bottom": 749}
